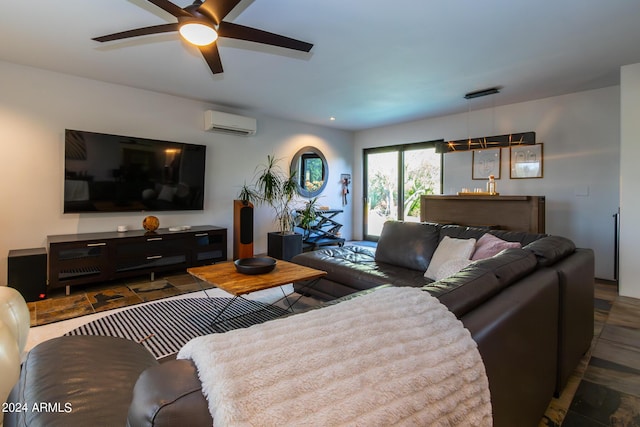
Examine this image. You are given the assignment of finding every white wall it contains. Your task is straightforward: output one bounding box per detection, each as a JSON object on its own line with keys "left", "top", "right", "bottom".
{"left": 1, "top": 58, "right": 625, "bottom": 286}
{"left": 620, "top": 63, "right": 640, "bottom": 298}
{"left": 0, "top": 60, "right": 353, "bottom": 285}
{"left": 354, "top": 86, "right": 621, "bottom": 280}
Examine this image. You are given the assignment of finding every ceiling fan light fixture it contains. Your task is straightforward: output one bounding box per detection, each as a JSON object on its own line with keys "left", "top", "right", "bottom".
{"left": 179, "top": 20, "right": 218, "bottom": 46}
{"left": 93, "top": 0, "right": 314, "bottom": 75}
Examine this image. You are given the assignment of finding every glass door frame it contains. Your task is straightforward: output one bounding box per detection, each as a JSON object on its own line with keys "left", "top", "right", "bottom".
{"left": 363, "top": 140, "right": 443, "bottom": 241}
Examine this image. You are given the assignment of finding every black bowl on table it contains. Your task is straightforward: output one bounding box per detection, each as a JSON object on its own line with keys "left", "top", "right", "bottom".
{"left": 234, "top": 257, "right": 277, "bottom": 275}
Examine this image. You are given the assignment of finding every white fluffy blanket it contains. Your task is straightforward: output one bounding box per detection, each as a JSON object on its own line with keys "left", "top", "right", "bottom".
{"left": 177, "top": 287, "right": 492, "bottom": 426}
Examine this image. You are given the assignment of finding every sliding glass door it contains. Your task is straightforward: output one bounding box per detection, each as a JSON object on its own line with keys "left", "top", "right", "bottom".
{"left": 364, "top": 149, "right": 399, "bottom": 238}
{"left": 363, "top": 141, "right": 442, "bottom": 240}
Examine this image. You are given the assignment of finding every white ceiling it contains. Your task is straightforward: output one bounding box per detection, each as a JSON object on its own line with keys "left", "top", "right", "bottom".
{"left": 2, "top": 0, "right": 640, "bottom": 131}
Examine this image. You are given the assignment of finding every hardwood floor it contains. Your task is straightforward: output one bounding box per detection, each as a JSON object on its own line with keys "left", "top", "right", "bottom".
{"left": 541, "top": 281, "right": 640, "bottom": 426}
{"left": 28, "top": 276, "right": 639, "bottom": 426}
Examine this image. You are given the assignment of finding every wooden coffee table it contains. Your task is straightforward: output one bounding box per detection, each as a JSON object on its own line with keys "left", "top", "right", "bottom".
{"left": 187, "top": 259, "right": 326, "bottom": 328}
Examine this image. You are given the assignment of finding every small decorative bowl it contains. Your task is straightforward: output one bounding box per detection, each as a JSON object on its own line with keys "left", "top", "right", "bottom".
{"left": 234, "top": 257, "right": 277, "bottom": 275}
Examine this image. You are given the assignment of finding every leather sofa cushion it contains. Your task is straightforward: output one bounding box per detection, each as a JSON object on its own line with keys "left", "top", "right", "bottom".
{"left": 472, "top": 248, "right": 538, "bottom": 287}
{"left": 291, "top": 246, "right": 376, "bottom": 276}
{"left": 293, "top": 246, "right": 433, "bottom": 290}
{"left": 424, "top": 268, "right": 501, "bottom": 317}
{"left": 375, "top": 221, "right": 440, "bottom": 271}
{"left": 6, "top": 336, "right": 158, "bottom": 427}
{"left": 524, "top": 235, "right": 576, "bottom": 267}
{"left": 128, "top": 359, "right": 213, "bottom": 427}
{"left": 423, "top": 248, "right": 537, "bottom": 317}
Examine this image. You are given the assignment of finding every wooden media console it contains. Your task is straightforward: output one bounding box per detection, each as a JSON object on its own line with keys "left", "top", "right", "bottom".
{"left": 47, "top": 225, "right": 227, "bottom": 295}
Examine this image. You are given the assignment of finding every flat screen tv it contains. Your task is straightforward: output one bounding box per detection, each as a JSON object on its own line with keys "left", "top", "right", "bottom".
{"left": 64, "top": 129, "right": 206, "bottom": 213}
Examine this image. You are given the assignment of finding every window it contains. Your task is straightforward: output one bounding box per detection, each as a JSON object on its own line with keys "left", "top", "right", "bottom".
{"left": 363, "top": 141, "right": 442, "bottom": 239}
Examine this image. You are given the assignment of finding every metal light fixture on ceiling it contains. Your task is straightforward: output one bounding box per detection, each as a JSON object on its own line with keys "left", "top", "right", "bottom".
{"left": 462, "top": 87, "right": 501, "bottom": 151}
{"left": 464, "top": 87, "right": 501, "bottom": 100}
{"left": 437, "top": 132, "right": 537, "bottom": 153}
{"left": 435, "top": 87, "right": 536, "bottom": 153}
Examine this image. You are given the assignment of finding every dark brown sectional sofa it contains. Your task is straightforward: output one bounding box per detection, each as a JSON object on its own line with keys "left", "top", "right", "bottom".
{"left": 291, "top": 220, "right": 595, "bottom": 426}
{"left": 6, "top": 221, "right": 594, "bottom": 427}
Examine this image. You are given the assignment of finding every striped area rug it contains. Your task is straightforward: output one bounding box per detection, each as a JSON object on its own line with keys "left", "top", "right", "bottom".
{"left": 65, "top": 297, "right": 288, "bottom": 359}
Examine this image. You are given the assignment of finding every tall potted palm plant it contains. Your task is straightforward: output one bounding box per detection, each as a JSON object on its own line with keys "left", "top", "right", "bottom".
{"left": 254, "top": 155, "right": 298, "bottom": 234}
{"left": 238, "top": 155, "right": 303, "bottom": 260}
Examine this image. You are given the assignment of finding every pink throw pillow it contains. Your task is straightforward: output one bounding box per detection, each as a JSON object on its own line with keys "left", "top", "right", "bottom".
{"left": 471, "top": 233, "right": 522, "bottom": 260}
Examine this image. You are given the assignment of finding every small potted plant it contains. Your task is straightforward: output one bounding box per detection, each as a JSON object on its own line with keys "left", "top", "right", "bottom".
{"left": 295, "top": 196, "right": 319, "bottom": 240}
{"left": 237, "top": 182, "right": 259, "bottom": 207}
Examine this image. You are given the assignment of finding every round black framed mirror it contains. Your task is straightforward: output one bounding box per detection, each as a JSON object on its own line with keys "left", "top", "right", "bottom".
{"left": 290, "top": 146, "right": 328, "bottom": 198}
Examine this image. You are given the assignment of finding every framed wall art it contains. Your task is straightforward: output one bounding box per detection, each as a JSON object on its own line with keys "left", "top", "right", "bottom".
{"left": 472, "top": 147, "right": 501, "bottom": 180}
{"left": 510, "top": 143, "right": 543, "bottom": 179}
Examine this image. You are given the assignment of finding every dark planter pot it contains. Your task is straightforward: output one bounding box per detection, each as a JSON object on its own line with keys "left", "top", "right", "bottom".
{"left": 267, "top": 232, "right": 303, "bottom": 261}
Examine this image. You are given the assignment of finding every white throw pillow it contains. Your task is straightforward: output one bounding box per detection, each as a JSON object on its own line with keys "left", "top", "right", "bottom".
{"left": 433, "top": 258, "right": 474, "bottom": 281}
{"left": 424, "top": 236, "right": 476, "bottom": 280}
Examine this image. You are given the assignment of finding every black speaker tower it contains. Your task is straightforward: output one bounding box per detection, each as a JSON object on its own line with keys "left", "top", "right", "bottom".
{"left": 8, "top": 247, "right": 47, "bottom": 302}
{"left": 233, "top": 200, "right": 254, "bottom": 259}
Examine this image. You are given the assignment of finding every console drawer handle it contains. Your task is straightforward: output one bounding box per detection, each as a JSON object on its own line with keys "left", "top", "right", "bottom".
{"left": 86, "top": 243, "right": 107, "bottom": 247}
{"left": 146, "top": 255, "right": 162, "bottom": 260}
{"left": 146, "top": 237, "right": 163, "bottom": 242}
{"left": 194, "top": 233, "right": 208, "bottom": 237}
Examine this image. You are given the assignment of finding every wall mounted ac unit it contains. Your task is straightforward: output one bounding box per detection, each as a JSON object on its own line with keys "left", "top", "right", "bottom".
{"left": 204, "top": 110, "right": 257, "bottom": 136}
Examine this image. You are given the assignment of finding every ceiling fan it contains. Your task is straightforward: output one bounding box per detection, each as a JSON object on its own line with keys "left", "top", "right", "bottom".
{"left": 93, "top": 0, "right": 313, "bottom": 75}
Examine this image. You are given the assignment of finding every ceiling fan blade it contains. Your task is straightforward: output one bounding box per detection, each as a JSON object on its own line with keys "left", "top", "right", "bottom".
{"left": 197, "top": 0, "right": 242, "bottom": 24}
{"left": 218, "top": 21, "right": 313, "bottom": 52}
{"left": 93, "top": 23, "right": 179, "bottom": 42}
{"left": 147, "top": 0, "right": 192, "bottom": 18}
{"left": 199, "top": 43, "right": 224, "bottom": 74}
